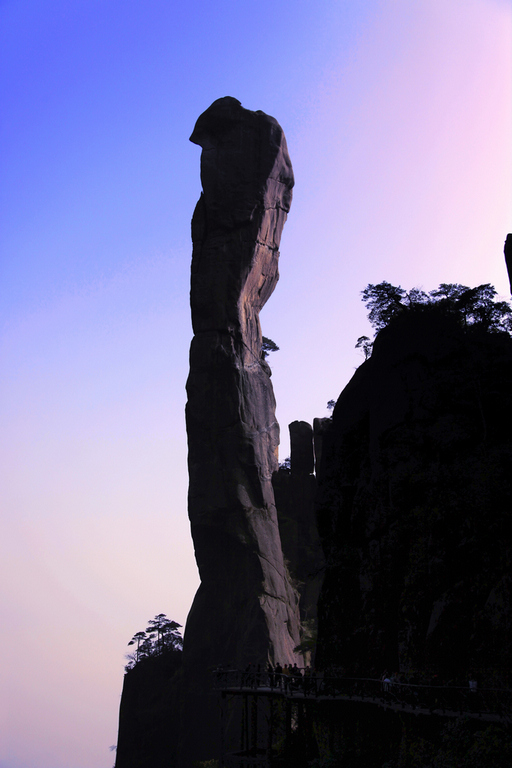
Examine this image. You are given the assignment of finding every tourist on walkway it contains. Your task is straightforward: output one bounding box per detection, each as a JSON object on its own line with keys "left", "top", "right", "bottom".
{"left": 282, "top": 664, "right": 291, "bottom": 693}
{"left": 275, "top": 662, "right": 283, "bottom": 689}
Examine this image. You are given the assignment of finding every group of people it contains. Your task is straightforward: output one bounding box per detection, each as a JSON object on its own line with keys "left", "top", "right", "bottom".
{"left": 243, "top": 662, "right": 317, "bottom": 693}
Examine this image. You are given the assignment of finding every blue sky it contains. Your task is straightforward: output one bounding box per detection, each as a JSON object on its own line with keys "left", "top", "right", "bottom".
{"left": 1, "top": 1, "right": 511, "bottom": 766}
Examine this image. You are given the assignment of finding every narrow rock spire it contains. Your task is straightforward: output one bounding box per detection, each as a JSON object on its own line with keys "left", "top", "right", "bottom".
{"left": 182, "top": 97, "right": 301, "bottom": 764}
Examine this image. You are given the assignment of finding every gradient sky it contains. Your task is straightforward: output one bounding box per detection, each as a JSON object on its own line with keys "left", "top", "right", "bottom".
{"left": 1, "top": 1, "right": 511, "bottom": 766}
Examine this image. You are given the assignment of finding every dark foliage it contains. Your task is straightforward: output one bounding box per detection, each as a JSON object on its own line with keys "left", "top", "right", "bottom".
{"left": 361, "top": 281, "right": 512, "bottom": 340}
{"left": 261, "top": 336, "right": 279, "bottom": 358}
{"left": 125, "top": 614, "right": 183, "bottom": 671}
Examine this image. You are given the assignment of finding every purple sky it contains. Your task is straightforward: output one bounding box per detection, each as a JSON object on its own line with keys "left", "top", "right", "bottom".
{"left": 1, "top": 1, "right": 511, "bottom": 766}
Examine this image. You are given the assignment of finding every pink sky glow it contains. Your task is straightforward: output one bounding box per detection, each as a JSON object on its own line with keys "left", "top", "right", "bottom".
{"left": 1, "top": 1, "right": 511, "bottom": 766}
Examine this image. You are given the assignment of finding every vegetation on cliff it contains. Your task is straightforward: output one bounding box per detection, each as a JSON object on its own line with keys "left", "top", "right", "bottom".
{"left": 356, "top": 281, "right": 512, "bottom": 360}
{"left": 125, "top": 613, "right": 183, "bottom": 671}
{"left": 362, "top": 281, "right": 512, "bottom": 334}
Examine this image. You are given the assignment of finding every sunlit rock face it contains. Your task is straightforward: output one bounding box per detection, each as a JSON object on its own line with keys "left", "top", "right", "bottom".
{"left": 182, "top": 97, "right": 300, "bottom": 764}
{"left": 316, "top": 310, "right": 512, "bottom": 682}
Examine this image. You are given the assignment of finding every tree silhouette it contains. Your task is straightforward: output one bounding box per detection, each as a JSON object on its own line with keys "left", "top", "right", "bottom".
{"left": 125, "top": 614, "right": 183, "bottom": 671}
{"left": 361, "top": 282, "right": 406, "bottom": 331}
{"left": 127, "top": 631, "right": 147, "bottom": 664}
{"left": 361, "top": 281, "right": 512, "bottom": 337}
{"left": 145, "top": 613, "right": 167, "bottom": 654}
{"left": 161, "top": 618, "right": 183, "bottom": 651}
{"left": 355, "top": 336, "right": 373, "bottom": 360}
{"left": 261, "top": 336, "right": 279, "bottom": 359}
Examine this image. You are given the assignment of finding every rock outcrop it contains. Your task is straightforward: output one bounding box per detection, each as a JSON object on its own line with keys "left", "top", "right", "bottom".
{"left": 315, "top": 308, "right": 512, "bottom": 682}
{"left": 182, "top": 97, "right": 301, "bottom": 763}
{"left": 505, "top": 233, "right": 512, "bottom": 294}
{"left": 114, "top": 652, "right": 183, "bottom": 768}
{"left": 273, "top": 422, "right": 325, "bottom": 653}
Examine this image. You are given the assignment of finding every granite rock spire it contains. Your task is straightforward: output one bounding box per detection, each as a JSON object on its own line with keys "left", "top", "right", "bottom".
{"left": 182, "top": 97, "right": 301, "bottom": 763}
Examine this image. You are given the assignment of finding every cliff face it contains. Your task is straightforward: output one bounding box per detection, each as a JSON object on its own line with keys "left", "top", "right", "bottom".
{"left": 316, "top": 309, "right": 512, "bottom": 681}
{"left": 114, "top": 653, "right": 182, "bottom": 768}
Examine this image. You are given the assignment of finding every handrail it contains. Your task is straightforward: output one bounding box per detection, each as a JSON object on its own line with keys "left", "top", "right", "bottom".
{"left": 213, "top": 669, "right": 512, "bottom": 721}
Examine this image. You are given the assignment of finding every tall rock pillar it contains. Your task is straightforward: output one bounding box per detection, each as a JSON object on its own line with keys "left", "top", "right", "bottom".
{"left": 183, "top": 97, "right": 301, "bottom": 763}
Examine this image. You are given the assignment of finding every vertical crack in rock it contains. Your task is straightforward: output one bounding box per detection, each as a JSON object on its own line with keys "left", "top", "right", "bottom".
{"left": 185, "top": 97, "right": 301, "bottom": 673}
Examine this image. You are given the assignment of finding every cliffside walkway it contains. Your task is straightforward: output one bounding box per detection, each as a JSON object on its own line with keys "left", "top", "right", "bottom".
{"left": 214, "top": 670, "right": 511, "bottom": 767}
{"left": 214, "top": 668, "right": 512, "bottom": 723}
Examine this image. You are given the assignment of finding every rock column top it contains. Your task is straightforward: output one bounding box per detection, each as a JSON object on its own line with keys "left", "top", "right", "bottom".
{"left": 188, "top": 97, "right": 294, "bottom": 355}
{"left": 190, "top": 96, "right": 294, "bottom": 235}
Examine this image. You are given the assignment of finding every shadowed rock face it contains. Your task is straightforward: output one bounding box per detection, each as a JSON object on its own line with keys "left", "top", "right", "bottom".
{"left": 273, "top": 421, "right": 325, "bottom": 656}
{"left": 505, "top": 233, "right": 512, "bottom": 294}
{"left": 316, "top": 309, "right": 512, "bottom": 681}
{"left": 182, "top": 99, "right": 301, "bottom": 762}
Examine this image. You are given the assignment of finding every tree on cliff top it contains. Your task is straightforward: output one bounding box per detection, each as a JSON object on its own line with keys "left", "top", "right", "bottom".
{"left": 125, "top": 614, "right": 183, "bottom": 671}
{"left": 361, "top": 281, "right": 408, "bottom": 331}
{"left": 361, "top": 281, "right": 512, "bottom": 338}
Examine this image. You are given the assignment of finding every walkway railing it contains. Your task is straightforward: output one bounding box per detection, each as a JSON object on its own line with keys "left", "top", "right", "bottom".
{"left": 214, "top": 668, "right": 512, "bottom": 722}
